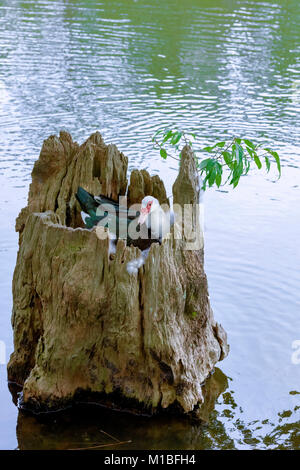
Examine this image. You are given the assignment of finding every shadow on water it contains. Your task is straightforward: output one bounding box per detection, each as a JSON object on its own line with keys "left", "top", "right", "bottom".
{"left": 8, "top": 369, "right": 300, "bottom": 450}
{"left": 10, "top": 368, "right": 227, "bottom": 450}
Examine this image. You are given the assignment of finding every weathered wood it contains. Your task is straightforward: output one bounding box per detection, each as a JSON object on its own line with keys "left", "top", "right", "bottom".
{"left": 8, "top": 132, "right": 229, "bottom": 415}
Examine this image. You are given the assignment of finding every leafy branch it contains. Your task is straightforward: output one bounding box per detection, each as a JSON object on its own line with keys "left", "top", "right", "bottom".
{"left": 152, "top": 129, "right": 281, "bottom": 190}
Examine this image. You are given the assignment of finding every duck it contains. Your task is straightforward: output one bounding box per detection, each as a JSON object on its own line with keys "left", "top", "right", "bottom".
{"left": 75, "top": 187, "right": 173, "bottom": 251}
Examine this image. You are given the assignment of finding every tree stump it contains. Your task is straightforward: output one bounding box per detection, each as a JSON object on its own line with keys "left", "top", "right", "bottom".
{"left": 8, "top": 131, "right": 229, "bottom": 416}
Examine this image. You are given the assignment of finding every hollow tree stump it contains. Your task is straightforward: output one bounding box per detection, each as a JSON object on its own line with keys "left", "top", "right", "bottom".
{"left": 8, "top": 131, "right": 229, "bottom": 416}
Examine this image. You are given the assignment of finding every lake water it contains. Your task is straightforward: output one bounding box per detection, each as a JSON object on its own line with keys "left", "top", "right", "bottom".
{"left": 0, "top": 0, "right": 299, "bottom": 450}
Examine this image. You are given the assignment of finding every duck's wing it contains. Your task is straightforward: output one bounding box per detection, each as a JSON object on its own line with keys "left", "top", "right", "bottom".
{"left": 77, "top": 187, "right": 141, "bottom": 233}
{"left": 94, "top": 194, "right": 120, "bottom": 209}
{"left": 80, "top": 211, "right": 90, "bottom": 225}
{"left": 76, "top": 187, "right": 99, "bottom": 215}
{"left": 95, "top": 194, "right": 140, "bottom": 220}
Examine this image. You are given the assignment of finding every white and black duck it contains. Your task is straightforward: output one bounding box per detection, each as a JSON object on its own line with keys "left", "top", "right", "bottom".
{"left": 76, "top": 187, "right": 173, "bottom": 251}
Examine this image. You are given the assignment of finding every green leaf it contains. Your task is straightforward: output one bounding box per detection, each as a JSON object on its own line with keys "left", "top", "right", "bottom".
{"left": 264, "top": 148, "right": 281, "bottom": 176}
{"left": 244, "top": 158, "right": 251, "bottom": 174}
{"left": 160, "top": 148, "right": 167, "bottom": 159}
{"left": 202, "top": 142, "right": 225, "bottom": 152}
{"left": 215, "top": 172, "right": 222, "bottom": 187}
{"left": 223, "top": 151, "right": 233, "bottom": 167}
{"left": 265, "top": 156, "right": 271, "bottom": 172}
{"left": 208, "top": 169, "right": 216, "bottom": 187}
{"left": 230, "top": 171, "right": 241, "bottom": 188}
{"left": 230, "top": 175, "right": 239, "bottom": 188}
{"left": 236, "top": 143, "right": 244, "bottom": 163}
{"left": 199, "top": 158, "right": 213, "bottom": 171}
{"left": 254, "top": 155, "right": 262, "bottom": 169}
{"left": 243, "top": 139, "right": 256, "bottom": 150}
{"left": 201, "top": 146, "right": 215, "bottom": 153}
{"left": 162, "top": 130, "right": 173, "bottom": 143}
{"left": 232, "top": 143, "right": 237, "bottom": 160}
{"left": 171, "top": 131, "right": 183, "bottom": 145}
{"left": 273, "top": 152, "right": 281, "bottom": 176}
{"left": 245, "top": 146, "right": 254, "bottom": 158}
{"left": 152, "top": 129, "right": 163, "bottom": 141}
{"left": 230, "top": 162, "right": 243, "bottom": 186}
{"left": 215, "top": 161, "right": 223, "bottom": 173}
{"left": 201, "top": 175, "right": 209, "bottom": 191}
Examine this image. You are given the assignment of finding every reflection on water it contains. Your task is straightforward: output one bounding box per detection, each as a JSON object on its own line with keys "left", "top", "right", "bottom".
{"left": 10, "top": 369, "right": 227, "bottom": 450}
{"left": 11, "top": 369, "right": 299, "bottom": 450}
{"left": 15, "top": 405, "right": 300, "bottom": 450}
{"left": 0, "top": 0, "right": 299, "bottom": 450}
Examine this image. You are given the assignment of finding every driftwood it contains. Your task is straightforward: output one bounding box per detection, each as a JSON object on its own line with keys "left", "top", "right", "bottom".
{"left": 8, "top": 131, "right": 229, "bottom": 416}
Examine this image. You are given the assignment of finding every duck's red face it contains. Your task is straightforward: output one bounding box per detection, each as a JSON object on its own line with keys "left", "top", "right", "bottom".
{"left": 138, "top": 199, "right": 153, "bottom": 225}
{"left": 146, "top": 201, "right": 153, "bottom": 211}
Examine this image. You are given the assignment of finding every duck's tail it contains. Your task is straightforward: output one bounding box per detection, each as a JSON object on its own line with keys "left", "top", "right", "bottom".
{"left": 76, "top": 186, "right": 104, "bottom": 229}
{"left": 75, "top": 187, "right": 98, "bottom": 216}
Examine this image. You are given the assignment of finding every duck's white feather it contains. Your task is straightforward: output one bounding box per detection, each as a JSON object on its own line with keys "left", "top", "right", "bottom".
{"left": 126, "top": 248, "right": 150, "bottom": 275}
{"left": 142, "top": 197, "right": 173, "bottom": 241}
{"left": 81, "top": 211, "right": 90, "bottom": 225}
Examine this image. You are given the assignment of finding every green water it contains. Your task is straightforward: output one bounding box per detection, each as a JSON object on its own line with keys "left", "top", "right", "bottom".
{"left": 0, "top": 0, "right": 299, "bottom": 450}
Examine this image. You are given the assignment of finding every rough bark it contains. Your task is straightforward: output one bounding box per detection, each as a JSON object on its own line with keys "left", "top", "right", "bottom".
{"left": 8, "top": 132, "right": 229, "bottom": 416}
